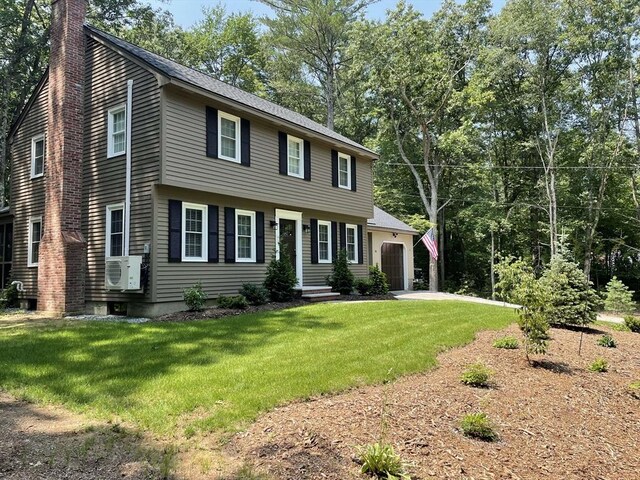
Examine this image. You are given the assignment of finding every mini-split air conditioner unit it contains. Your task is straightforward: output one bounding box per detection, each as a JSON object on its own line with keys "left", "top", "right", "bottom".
{"left": 105, "top": 256, "right": 142, "bottom": 291}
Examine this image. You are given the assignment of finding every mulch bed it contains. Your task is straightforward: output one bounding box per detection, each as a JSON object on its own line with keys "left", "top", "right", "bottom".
{"left": 227, "top": 324, "right": 640, "bottom": 480}
{"left": 155, "top": 294, "right": 396, "bottom": 322}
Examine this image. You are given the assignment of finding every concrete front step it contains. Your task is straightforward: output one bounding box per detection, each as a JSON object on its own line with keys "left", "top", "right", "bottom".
{"left": 297, "top": 285, "right": 333, "bottom": 295}
{"left": 301, "top": 292, "right": 341, "bottom": 302}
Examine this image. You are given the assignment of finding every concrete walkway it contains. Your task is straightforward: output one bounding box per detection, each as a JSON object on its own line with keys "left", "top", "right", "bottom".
{"left": 393, "top": 290, "right": 625, "bottom": 324}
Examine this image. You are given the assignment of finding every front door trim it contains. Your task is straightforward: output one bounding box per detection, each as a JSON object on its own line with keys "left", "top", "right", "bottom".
{"left": 275, "top": 209, "right": 303, "bottom": 287}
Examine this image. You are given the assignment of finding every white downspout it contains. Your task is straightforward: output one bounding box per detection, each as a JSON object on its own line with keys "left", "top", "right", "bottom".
{"left": 124, "top": 79, "right": 133, "bottom": 256}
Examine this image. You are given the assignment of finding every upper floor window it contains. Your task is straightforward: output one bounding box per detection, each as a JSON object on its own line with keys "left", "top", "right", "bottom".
{"left": 106, "top": 204, "right": 124, "bottom": 257}
{"left": 287, "top": 135, "right": 304, "bottom": 178}
{"left": 236, "top": 209, "right": 256, "bottom": 262}
{"left": 218, "top": 111, "right": 240, "bottom": 163}
{"left": 318, "top": 220, "right": 332, "bottom": 263}
{"left": 31, "top": 134, "right": 45, "bottom": 179}
{"left": 182, "top": 203, "right": 208, "bottom": 262}
{"left": 338, "top": 152, "right": 351, "bottom": 189}
{"left": 346, "top": 223, "right": 358, "bottom": 263}
{"left": 108, "top": 105, "right": 126, "bottom": 158}
{"left": 28, "top": 216, "right": 42, "bottom": 267}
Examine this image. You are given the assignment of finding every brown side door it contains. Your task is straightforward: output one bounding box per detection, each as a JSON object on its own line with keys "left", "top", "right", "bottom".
{"left": 381, "top": 243, "right": 404, "bottom": 291}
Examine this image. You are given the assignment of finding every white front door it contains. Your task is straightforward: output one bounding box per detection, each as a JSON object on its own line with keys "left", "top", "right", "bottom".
{"left": 275, "top": 209, "right": 303, "bottom": 287}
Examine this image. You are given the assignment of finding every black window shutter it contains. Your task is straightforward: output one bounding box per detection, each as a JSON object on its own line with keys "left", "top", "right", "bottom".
{"left": 168, "top": 200, "right": 182, "bottom": 262}
{"left": 278, "top": 131, "right": 287, "bottom": 175}
{"left": 206, "top": 107, "right": 218, "bottom": 158}
{"left": 208, "top": 205, "right": 219, "bottom": 263}
{"left": 241, "top": 118, "right": 250, "bottom": 167}
{"left": 331, "top": 221, "right": 338, "bottom": 261}
{"left": 339, "top": 222, "right": 346, "bottom": 251}
{"left": 331, "top": 150, "right": 338, "bottom": 187}
{"left": 256, "top": 211, "right": 265, "bottom": 263}
{"left": 357, "top": 224, "right": 364, "bottom": 264}
{"left": 304, "top": 140, "right": 311, "bottom": 181}
{"left": 224, "top": 207, "right": 236, "bottom": 263}
{"left": 351, "top": 155, "right": 357, "bottom": 191}
{"left": 310, "top": 218, "right": 318, "bottom": 264}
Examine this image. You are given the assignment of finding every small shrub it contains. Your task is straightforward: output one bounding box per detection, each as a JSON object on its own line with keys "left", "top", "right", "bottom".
{"left": 604, "top": 276, "right": 636, "bottom": 315}
{"left": 624, "top": 315, "right": 640, "bottom": 333}
{"left": 239, "top": 283, "right": 269, "bottom": 306}
{"left": 183, "top": 282, "right": 208, "bottom": 311}
{"left": 492, "top": 336, "right": 519, "bottom": 349}
{"left": 589, "top": 358, "right": 608, "bottom": 372}
{"left": 263, "top": 245, "right": 297, "bottom": 302}
{"left": 217, "top": 295, "right": 249, "bottom": 310}
{"left": 460, "top": 412, "right": 498, "bottom": 441}
{"left": 368, "top": 265, "right": 389, "bottom": 295}
{"left": 2, "top": 282, "right": 19, "bottom": 308}
{"left": 354, "top": 278, "right": 373, "bottom": 296}
{"left": 597, "top": 334, "right": 616, "bottom": 348}
{"left": 327, "top": 249, "right": 354, "bottom": 295}
{"left": 460, "top": 363, "right": 492, "bottom": 387}
{"left": 629, "top": 381, "right": 640, "bottom": 399}
{"left": 412, "top": 279, "right": 427, "bottom": 291}
{"left": 358, "top": 442, "right": 409, "bottom": 479}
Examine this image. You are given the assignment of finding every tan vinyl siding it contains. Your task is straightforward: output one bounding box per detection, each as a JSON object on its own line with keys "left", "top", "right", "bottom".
{"left": 82, "top": 37, "right": 160, "bottom": 302}
{"left": 9, "top": 80, "right": 48, "bottom": 296}
{"left": 154, "top": 185, "right": 368, "bottom": 302}
{"left": 162, "top": 87, "right": 374, "bottom": 219}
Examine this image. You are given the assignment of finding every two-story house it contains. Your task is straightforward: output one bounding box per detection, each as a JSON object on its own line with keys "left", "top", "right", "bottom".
{"left": 7, "top": 0, "right": 377, "bottom": 316}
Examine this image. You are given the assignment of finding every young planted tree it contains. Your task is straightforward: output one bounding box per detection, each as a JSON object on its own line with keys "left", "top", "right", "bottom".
{"left": 495, "top": 256, "right": 551, "bottom": 363}
{"left": 604, "top": 276, "right": 636, "bottom": 315}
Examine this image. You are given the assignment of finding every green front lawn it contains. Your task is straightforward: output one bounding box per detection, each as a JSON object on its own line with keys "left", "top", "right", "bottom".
{"left": 0, "top": 301, "right": 514, "bottom": 435}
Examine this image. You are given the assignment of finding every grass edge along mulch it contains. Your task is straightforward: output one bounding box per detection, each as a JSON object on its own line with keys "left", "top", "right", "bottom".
{"left": 0, "top": 300, "right": 515, "bottom": 438}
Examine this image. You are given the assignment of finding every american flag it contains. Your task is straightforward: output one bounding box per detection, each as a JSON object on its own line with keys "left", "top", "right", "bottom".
{"left": 420, "top": 228, "right": 438, "bottom": 260}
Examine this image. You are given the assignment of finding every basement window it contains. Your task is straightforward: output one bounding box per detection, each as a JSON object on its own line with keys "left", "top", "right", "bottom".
{"left": 107, "top": 105, "right": 126, "bottom": 158}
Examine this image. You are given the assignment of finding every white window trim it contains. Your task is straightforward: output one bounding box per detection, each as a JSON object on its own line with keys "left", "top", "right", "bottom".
{"left": 107, "top": 104, "right": 127, "bottom": 158}
{"left": 338, "top": 152, "right": 351, "bottom": 190}
{"left": 105, "top": 203, "right": 124, "bottom": 258}
{"left": 235, "top": 209, "right": 256, "bottom": 263}
{"left": 218, "top": 110, "right": 241, "bottom": 163}
{"left": 317, "top": 220, "right": 332, "bottom": 264}
{"left": 30, "top": 134, "right": 45, "bottom": 179}
{"left": 287, "top": 134, "right": 304, "bottom": 179}
{"left": 27, "top": 215, "right": 42, "bottom": 268}
{"left": 181, "top": 203, "right": 208, "bottom": 262}
{"left": 345, "top": 223, "right": 358, "bottom": 263}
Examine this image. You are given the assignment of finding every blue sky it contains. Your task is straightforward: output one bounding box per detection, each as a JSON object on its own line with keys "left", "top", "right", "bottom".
{"left": 149, "top": 0, "right": 506, "bottom": 29}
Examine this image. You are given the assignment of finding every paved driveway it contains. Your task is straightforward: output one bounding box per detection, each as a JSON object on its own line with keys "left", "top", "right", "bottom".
{"left": 393, "top": 290, "right": 625, "bottom": 324}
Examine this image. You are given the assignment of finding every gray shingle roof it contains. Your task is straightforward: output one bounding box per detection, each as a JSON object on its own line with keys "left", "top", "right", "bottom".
{"left": 367, "top": 207, "right": 418, "bottom": 234}
{"left": 85, "top": 25, "right": 376, "bottom": 156}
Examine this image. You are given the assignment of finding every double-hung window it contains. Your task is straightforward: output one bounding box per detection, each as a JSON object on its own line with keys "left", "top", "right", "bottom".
{"left": 106, "top": 204, "right": 124, "bottom": 257}
{"left": 218, "top": 111, "right": 240, "bottom": 162}
{"left": 182, "top": 203, "right": 208, "bottom": 262}
{"left": 287, "top": 135, "right": 304, "bottom": 178}
{"left": 236, "top": 210, "right": 256, "bottom": 262}
{"left": 107, "top": 105, "right": 126, "bottom": 158}
{"left": 338, "top": 152, "right": 351, "bottom": 189}
{"left": 317, "top": 220, "right": 332, "bottom": 263}
{"left": 28, "top": 216, "right": 42, "bottom": 267}
{"left": 345, "top": 224, "right": 358, "bottom": 263}
{"left": 31, "top": 134, "right": 45, "bottom": 178}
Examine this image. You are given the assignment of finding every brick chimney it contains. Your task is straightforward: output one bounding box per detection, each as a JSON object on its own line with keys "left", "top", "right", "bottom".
{"left": 38, "top": 0, "right": 87, "bottom": 314}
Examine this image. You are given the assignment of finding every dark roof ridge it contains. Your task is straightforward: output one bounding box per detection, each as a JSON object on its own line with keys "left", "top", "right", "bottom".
{"left": 84, "top": 24, "right": 376, "bottom": 156}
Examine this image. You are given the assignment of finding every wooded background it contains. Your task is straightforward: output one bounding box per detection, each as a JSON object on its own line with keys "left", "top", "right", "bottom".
{"left": 2, "top": 0, "right": 639, "bottom": 296}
